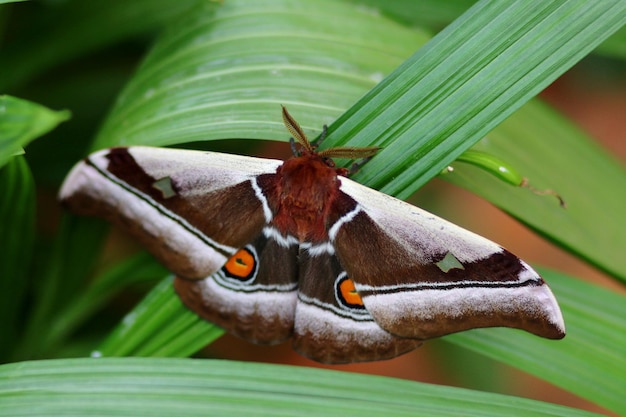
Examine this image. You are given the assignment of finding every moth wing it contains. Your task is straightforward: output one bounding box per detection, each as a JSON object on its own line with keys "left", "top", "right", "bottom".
{"left": 292, "top": 250, "right": 421, "bottom": 364}
{"left": 174, "top": 232, "right": 299, "bottom": 344}
{"left": 59, "top": 146, "right": 281, "bottom": 280}
{"left": 332, "top": 178, "right": 565, "bottom": 341}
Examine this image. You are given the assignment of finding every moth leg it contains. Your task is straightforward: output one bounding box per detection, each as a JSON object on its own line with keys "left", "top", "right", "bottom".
{"left": 312, "top": 124, "right": 328, "bottom": 147}
{"left": 348, "top": 155, "right": 375, "bottom": 175}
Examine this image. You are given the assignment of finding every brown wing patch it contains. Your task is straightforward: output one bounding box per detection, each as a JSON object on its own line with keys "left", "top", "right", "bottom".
{"left": 105, "top": 148, "right": 267, "bottom": 250}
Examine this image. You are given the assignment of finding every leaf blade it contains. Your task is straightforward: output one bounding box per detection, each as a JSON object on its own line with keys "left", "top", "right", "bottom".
{"left": 92, "top": 0, "right": 428, "bottom": 149}
{"left": 0, "top": 156, "right": 35, "bottom": 362}
{"left": 327, "top": 1, "right": 626, "bottom": 198}
{"left": 447, "top": 268, "right": 626, "bottom": 416}
{"left": 0, "top": 358, "right": 606, "bottom": 417}
{"left": 0, "top": 95, "right": 70, "bottom": 169}
{"left": 444, "top": 100, "right": 626, "bottom": 281}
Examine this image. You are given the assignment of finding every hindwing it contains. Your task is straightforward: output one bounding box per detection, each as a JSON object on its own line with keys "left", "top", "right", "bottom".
{"left": 293, "top": 248, "right": 422, "bottom": 363}
{"left": 175, "top": 232, "right": 299, "bottom": 344}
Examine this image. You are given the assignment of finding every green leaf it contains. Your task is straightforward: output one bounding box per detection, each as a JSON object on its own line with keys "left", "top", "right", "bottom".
{"left": 447, "top": 268, "right": 626, "bottom": 416}
{"left": 326, "top": 1, "right": 626, "bottom": 198}
{"left": 345, "top": 0, "right": 472, "bottom": 30}
{"left": 42, "top": 252, "right": 168, "bottom": 355}
{"left": 0, "top": 95, "right": 70, "bottom": 169}
{"left": 444, "top": 100, "right": 626, "bottom": 282}
{"left": 0, "top": 0, "right": 200, "bottom": 90}
{"left": 92, "top": 0, "right": 428, "bottom": 149}
{"left": 15, "top": 216, "right": 107, "bottom": 360}
{"left": 595, "top": 25, "right": 626, "bottom": 58}
{"left": 0, "top": 156, "right": 34, "bottom": 362}
{"left": 0, "top": 358, "right": 605, "bottom": 417}
{"left": 96, "top": 276, "right": 222, "bottom": 358}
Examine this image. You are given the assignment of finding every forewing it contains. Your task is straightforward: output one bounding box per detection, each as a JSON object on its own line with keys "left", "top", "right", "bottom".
{"left": 332, "top": 178, "right": 565, "bottom": 341}
{"left": 59, "top": 146, "right": 282, "bottom": 280}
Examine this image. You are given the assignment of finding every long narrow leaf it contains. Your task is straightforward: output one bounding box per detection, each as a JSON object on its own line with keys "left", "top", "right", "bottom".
{"left": 0, "top": 358, "right": 605, "bottom": 417}
{"left": 42, "top": 252, "right": 168, "bottom": 353}
{"left": 92, "top": 0, "right": 428, "bottom": 149}
{"left": 328, "top": 1, "right": 626, "bottom": 197}
{"left": 16, "top": 216, "right": 107, "bottom": 360}
{"left": 447, "top": 268, "right": 626, "bottom": 416}
{"left": 444, "top": 100, "right": 626, "bottom": 281}
{"left": 96, "top": 277, "right": 222, "bottom": 358}
{"left": 0, "top": 156, "right": 34, "bottom": 362}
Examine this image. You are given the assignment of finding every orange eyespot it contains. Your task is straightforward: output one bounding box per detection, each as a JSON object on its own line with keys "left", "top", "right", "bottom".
{"left": 223, "top": 248, "right": 256, "bottom": 280}
{"left": 338, "top": 276, "right": 363, "bottom": 307}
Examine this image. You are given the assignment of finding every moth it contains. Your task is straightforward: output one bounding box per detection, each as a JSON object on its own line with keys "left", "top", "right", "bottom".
{"left": 60, "top": 107, "right": 565, "bottom": 363}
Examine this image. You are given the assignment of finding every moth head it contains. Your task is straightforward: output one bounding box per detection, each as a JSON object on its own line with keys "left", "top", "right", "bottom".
{"left": 281, "top": 105, "right": 380, "bottom": 175}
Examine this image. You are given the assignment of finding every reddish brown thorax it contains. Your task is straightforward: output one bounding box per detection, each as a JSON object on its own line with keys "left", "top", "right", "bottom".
{"left": 272, "top": 152, "right": 342, "bottom": 242}
{"left": 270, "top": 106, "right": 380, "bottom": 243}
